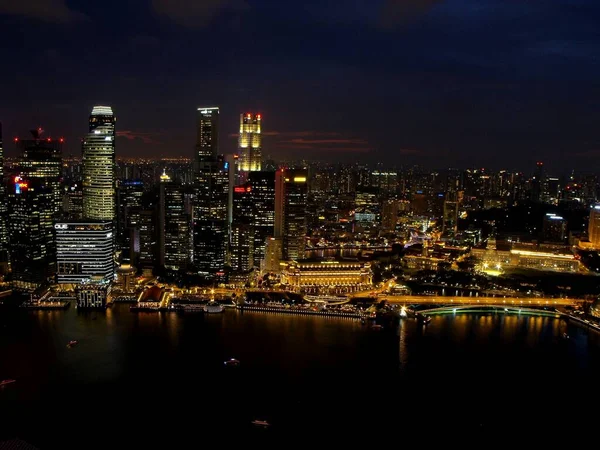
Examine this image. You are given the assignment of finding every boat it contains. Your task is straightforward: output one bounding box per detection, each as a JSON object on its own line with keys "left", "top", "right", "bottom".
{"left": 67, "top": 340, "right": 78, "bottom": 347}
{"left": 0, "top": 379, "right": 16, "bottom": 387}
{"left": 224, "top": 358, "right": 240, "bottom": 367}
{"left": 203, "top": 301, "right": 224, "bottom": 314}
{"left": 563, "top": 332, "right": 570, "bottom": 339}
{"left": 251, "top": 420, "right": 270, "bottom": 427}
{"left": 371, "top": 324, "right": 384, "bottom": 331}
{"left": 420, "top": 315, "right": 432, "bottom": 325}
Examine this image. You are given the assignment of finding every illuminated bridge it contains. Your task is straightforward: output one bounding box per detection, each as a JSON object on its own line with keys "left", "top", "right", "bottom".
{"left": 357, "top": 294, "right": 583, "bottom": 308}
{"left": 415, "top": 304, "right": 563, "bottom": 317}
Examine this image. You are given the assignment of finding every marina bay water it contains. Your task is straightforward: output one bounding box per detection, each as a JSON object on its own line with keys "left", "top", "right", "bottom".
{"left": 1, "top": 305, "right": 600, "bottom": 447}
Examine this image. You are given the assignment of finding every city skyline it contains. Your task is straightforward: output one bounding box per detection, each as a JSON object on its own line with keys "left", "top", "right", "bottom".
{"left": 0, "top": 1, "right": 599, "bottom": 171}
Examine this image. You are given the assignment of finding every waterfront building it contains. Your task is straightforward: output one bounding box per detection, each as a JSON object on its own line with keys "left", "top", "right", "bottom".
{"left": 471, "top": 244, "right": 580, "bottom": 273}
{"left": 8, "top": 129, "right": 62, "bottom": 290}
{"left": 116, "top": 179, "right": 144, "bottom": 263}
{"left": 281, "top": 258, "right": 372, "bottom": 294}
{"left": 55, "top": 221, "right": 114, "bottom": 284}
{"left": 82, "top": 106, "right": 116, "bottom": 222}
{"left": 76, "top": 279, "right": 111, "bottom": 308}
{"left": 238, "top": 113, "right": 262, "bottom": 173}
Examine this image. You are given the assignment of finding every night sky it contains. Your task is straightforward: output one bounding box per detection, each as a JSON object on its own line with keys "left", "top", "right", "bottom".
{"left": 1, "top": 0, "right": 599, "bottom": 173}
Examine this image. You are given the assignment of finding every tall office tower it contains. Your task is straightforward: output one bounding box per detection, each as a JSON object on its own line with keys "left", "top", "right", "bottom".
{"left": 442, "top": 200, "right": 459, "bottom": 237}
{"left": 274, "top": 169, "right": 285, "bottom": 238}
{"left": 238, "top": 113, "right": 262, "bottom": 173}
{"left": 230, "top": 183, "right": 254, "bottom": 272}
{"left": 8, "top": 130, "right": 63, "bottom": 289}
{"left": 82, "top": 106, "right": 116, "bottom": 221}
{"left": 55, "top": 221, "right": 114, "bottom": 284}
{"left": 588, "top": 204, "right": 600, "bottom": 248}
{"left": 279, "top": 169, "right": 308, "bottom": 261}
{"left": 249, "top": 171, "right": 275, "bottom": 268}
{"left": 62, "top": 183, "right": 84, "bottom": 220}
{"left": 194, "top": 107, "right": 229, "bottom": 275}
{"left": 116, "top": 179, "right": 144, "bottom": 263}
{"left": 159, "top": 171, "right": 190, "bottom": 270}
{"left": 0, "top": 123, "right": 8, "bottom": 273}
{"left": 530, "top": 161, "right": 546, "bottom": 203}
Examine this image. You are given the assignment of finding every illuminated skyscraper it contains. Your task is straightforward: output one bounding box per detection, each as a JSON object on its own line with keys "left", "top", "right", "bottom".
{"left": 116, "top": 179, "right": 144, "bottom": 264}
{"left": 588, "top": 205, "right": 600, "bottom": 248}
{"left": 82, "top": 106, "right": 116, "bottom": 221}
{"left": 159, "top": 171, "right": 190, "bottom": 270}
{"left": 249, "top": 171, "right": 275, "bottom": 267}
{"left": 8, "top": 129, "right": 62, "bottom": 290}
{"left": 278, "top": 169, "right": 308, "bottom": 261}
{"left": 238, "top": 113, "right": 262, "bottom": 172}
{"left": 194, "top": 107, "right": 229, "bottom": 276}
{"left": 0, "top": 123, "right": 7, "bottom": 272}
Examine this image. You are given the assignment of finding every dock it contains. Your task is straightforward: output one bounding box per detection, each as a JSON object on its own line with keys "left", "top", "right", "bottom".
{"left": 20, "top": 301, "right": 70, "bottom": 310}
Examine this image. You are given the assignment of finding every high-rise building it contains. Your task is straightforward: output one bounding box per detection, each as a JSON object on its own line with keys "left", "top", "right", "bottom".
{"left": 82, "top": 106, "right": 116, "bottom": 222}
{"left": 159, "top": 171, "right": 190, "bottom": 270}
{"left": 249, "top": 171, "right": 275, "bottom": 267}
{"left": 0, "top": 123, "right": 8, "bottom": 273}
{"left": 138, "top": 208, "right": 157, "bottom": 275}
{"left": 381, "top": 199, "right": 399, "bottom": 231}
{"left": 116, "top": 179, "right": 144, "bottom": 263}
{"left": 194, "top": 107, "right": 229, "bottom": 276}
{"left": 8, "top": 130, "right": 63, "bottom": 289}
{"left": 279, "top": 169, "right": 308, "bottom": 261}
{"left": 238, "top": 113, "right": 262, "bottom": 172}
{"left": 62, "top": 183, "right": 84, "bottom": 220}
{"left": 262, "top": 237, "right": 282, "bottom": 273}
{"left": 230, "top": 183, "right": 254, "bottom": 272}
{"left": 55, "top": 221, "right": 114, "bottom": 284}
{"left": 196, "top": 107, "right": 219, "bottom": 163}
{"left": 588, "top": 205, "right": 600, "bottom": 248}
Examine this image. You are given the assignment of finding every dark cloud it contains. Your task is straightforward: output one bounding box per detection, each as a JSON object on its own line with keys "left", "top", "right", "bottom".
{"left": 0, "top": 0, "right": 87, "bottom": 23}
{"left": 151, "top": 0, "right": 248, "bottom": 28}
{"left": 117, "top": 130, "right": 162, "bottom": 145}
{"left": 379, "top": 0, "right": 442, "bottom": 28}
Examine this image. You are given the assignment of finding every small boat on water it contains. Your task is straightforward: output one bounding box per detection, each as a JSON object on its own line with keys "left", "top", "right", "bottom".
{"left": 371, "top": 324, "right": 384, "bottom": 331}
{"left": 251, "top": 420, "right": 270, "bottom": 427}
{"left": 224, "top": 358, "right": 240, "bottom": 367}
{"left": 204, "top": 301, "right": 224, "bottom": 314}
{"left": 563, "top": 332, "right": 570, "bottom": 339}
{"left": 421, "top": 315, "right": 432, "bottom": 325}
{"left": 0, "top": 379, "right": 16, "bottom": 387}
{"left": 67, "top": 340, "right": 78, "bottom": 347}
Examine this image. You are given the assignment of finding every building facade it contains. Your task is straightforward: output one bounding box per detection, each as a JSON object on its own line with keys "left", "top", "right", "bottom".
{"left": 588, "top": 204, "right": 600, "bottom": 248}
{"left": 55, "top": 221, "right": 114, "bottom": 284}
{"left": 0, "top": 123, "right": 7, "bottom": 273}
{"left": 279, "top": 169, "right": 308, "bottom": 261}
{"left": 159, "top": 173, "right": 190, "bottom": 270}
{"left": 82, "top": 106, "right": 116, "bottom": 222}
{"left": 281, "top": 259, "right": 372, "bottom": 294}
{"left": 249, "top": 171, "right": 275, "bottom": 267}
{"left": 230, "top": 183, "right": 254, "bottom": 272}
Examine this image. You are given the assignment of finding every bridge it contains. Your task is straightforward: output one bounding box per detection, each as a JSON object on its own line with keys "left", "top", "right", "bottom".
{"left": 414, "top": 304, "right": 564, "bottom": 317}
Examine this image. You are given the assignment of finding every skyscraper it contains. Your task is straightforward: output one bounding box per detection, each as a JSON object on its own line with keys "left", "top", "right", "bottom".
{"left": 8, "top": 129, "right": 62, "bottom": 290}
{"left": 82, "top": 106, "right": 116, "bottom": 221}
{"left": 159, "top": 171, "right": 190, "bottom": 270}
{"left": 116, "top": 179, "right": 144, "bottom": 264}
{"left": 194, "top": 107, "right": 229, "bottom": 276}
{"left": 238, "top": 113, "right": 262, "bottom": 172}
{"left": 55, "top": 221, "right": 114, "bottom": 284}
{"left": 278, "top": 169, "right": 308, "bottom": 261}
{"left": 249, "top": 171, "right": 275, "bottom": 267}
{"left": 230, "top": 183, "right": 254, "bottom": 272}
{"left": 442, "top": 200, "right": 459, "bottom": 237}
{"left": 588, "top": 204, "right": 600, "bottom": 248}
{"left": 0, "top": 123, "right": 8, "bottom": 273}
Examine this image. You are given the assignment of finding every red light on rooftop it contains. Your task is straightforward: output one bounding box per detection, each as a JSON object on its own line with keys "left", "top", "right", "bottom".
{"left": 47, "top": 138, "right": 51, "bottom": 142}
{"left": 257, "top": 114, "right": 261, "bottom": 119}
{"left": 13, "top": 137, "right": 18, "bottom": 142}
{"left": 59, "top": 138, "right": 64, "bottom": 143}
